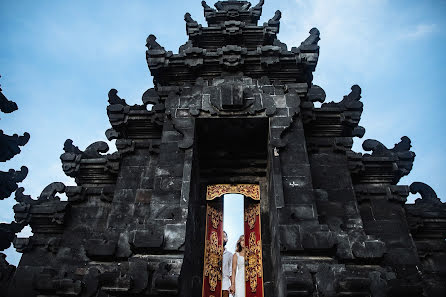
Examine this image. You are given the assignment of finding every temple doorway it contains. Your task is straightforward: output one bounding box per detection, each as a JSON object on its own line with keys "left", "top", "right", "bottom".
{"left": 202, "top": 184, "right": 264, "bottom": 297}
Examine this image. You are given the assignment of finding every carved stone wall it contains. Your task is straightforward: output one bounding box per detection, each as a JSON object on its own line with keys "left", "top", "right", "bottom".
{"left": 4, "top": 1, "right": 445, "bottom": 297}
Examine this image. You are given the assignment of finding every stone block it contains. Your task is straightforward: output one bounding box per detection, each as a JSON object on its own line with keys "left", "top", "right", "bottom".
{"left": 135, "top": 189, "right": 152, "bottom": 204}
{"left": 279, "top": 224, "right": 303, "bottom": 251}
{"left": 164, "top": 224, "right": 186, "bottom": 251}
{"left": 129, "top": 229, "right": 163, "bottom": 251}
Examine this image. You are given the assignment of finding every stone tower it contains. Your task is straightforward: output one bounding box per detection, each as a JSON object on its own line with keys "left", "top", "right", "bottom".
{"left": 4, "top": 1, "right": 446, "bottom": 296}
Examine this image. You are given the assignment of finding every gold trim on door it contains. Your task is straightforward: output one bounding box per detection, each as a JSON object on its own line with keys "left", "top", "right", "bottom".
{"left": 206, "top": 184, "right": 260, "bottom": 201}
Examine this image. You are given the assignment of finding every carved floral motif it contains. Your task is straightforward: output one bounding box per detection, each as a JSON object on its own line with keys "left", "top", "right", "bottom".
{"left": 206, "top": 184, "right": 260, "bottom": 200}
{"left": 245, "top": 231, "right": 262, "bottom": 293}
{"left": 208, "top": 205, "right": 223, "bottom": 229}
{"left": 204, "top": 231, "right": 223, "bottom": 292}
{"left": 244, "top": 203, "right": 260, "bottom": 229}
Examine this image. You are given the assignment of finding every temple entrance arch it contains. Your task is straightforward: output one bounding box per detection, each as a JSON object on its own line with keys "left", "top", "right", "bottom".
{"left": 202, "top": 184, "right": 264, "bottom": 297}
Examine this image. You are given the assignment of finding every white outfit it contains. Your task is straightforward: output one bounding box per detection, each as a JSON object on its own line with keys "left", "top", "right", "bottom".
{"left": 234, "top": 252, "right": 245, "bottom": 297}
{"left": 222, "top": 249, "right": 233, "bottom": 290}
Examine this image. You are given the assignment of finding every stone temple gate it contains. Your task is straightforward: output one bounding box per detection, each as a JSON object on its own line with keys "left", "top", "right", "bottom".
{"left": 1, "top": 1, "right": 445, "bottom": 296}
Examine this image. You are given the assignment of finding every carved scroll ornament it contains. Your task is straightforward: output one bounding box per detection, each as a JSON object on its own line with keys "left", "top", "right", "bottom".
{"left": 244, "top": 203, "right": 260, "bottom": 229}
{"left": 204, "top": 231, "right": 223, "bottom": 291}
{"left": 208, "top": 205, "right": 223, "bottom": 229}
{"left": 245, "top": 231, "right": 262, "bottom": 293}
{"left": 206, "top": 184, "right": 260, "bottom": 200}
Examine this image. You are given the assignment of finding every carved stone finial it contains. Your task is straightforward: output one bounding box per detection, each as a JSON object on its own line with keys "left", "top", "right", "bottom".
{"left": 108, "top": 89, "right": 127, "bottom": 106}
{"left": 63, "top": 139, "right": 82, "bottom": 154}
{"left": 269, "top": 10, "right": 281, "bottom": 23}
{"left": 146, "top": 34, "right": 163, "bottom": 50}
{"left": 410, "top": 182, "right": 442, "bottom": 205}
{"left": 0, "top": 222, "right": 24, "bottom": 251}
{"left": 0, "top": 130, "right": 30, "bottom": 162}
{"left": 0, "top": 166, "right": 28, "bottom": 200}
{"left": 251, "top": 0, "right": 265, "bottom": 10}
{"left": 15, "top": 187, "right": 38, "bottom": 205}
{"left": 340, "top": 85, "right": 362, "bottom": 109}
{"left": 362, "top": 139, "right": 386, "bottom": 155}
{"left": 184, "top": 13, "right": 197, "bottom": 24}
{"left": 392, "top": 136, "right": 411, "bottom": 152}
{"left": 362, "top": 136, "right": 415, "bottom": 182}
{"left": 83, "top": 141, "right": 110, "bottom": 158}
{"left": 0, "top": 75, "right": 18, "bottom": 114}
{"left": 307, "top": 85, "right": 326, "bottom": 103}
{"left": 301, "top": 27, "right": 320, "bottom": 46}
{"left": 37, "top": 182, "right": 66, "bottom": 201}
{"left": 201, "top": 1, "right": 214, "bottom": 11}
{"left": 321, "top": 85, "right": 362, "bottom": 110}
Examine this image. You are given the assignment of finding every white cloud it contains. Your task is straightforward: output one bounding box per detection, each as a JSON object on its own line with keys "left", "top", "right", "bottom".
{"left": 399, "top": 23, "right": 436, "bottom": 40}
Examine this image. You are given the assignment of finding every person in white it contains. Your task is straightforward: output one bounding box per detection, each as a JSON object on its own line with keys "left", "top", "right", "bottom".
{"left": 230, "top": 235, "right": 245, "bottom": 297}
{"left": 222, "top": 231, "right": 233, "bottom": 297}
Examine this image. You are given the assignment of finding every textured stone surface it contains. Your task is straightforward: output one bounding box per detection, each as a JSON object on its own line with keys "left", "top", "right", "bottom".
{"left": 3, "top": 1, "right": 445, "bottom": 296}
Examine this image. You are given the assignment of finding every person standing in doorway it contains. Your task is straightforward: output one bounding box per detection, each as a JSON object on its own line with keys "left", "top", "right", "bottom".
{"left": 222, "top": 231, "right": 233, "bottom": 297}
{"left": 230, "top": 235, "right": 245, "bottom": 297}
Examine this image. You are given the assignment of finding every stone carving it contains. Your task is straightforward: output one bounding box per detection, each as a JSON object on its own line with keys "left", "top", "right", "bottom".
{"left": 185, "top": 13, "right": 201, "bottom": 37}
{"left": 359, "top": 136, "right": 415, "bottom": 183}
{"left": 0, "top": 130, "right": 30, "bottom": 162}
{"left": 0, "top": 222, "right": 24, "bottom": 251}
{"left": 252, "top": 0, "right": 264, "bottom": 11}
{"left": 60, "top": 139, "right": 120, "bottom": 185}
{"left": 217, "top": 45, "right": 247, "bottom": 69}
{"left": 108, "top": 88, "right": 127, "bottom": 105}
{"left": 13, "top": 183, "right": 68, "bottom": 238}
{"left": 222, "top": 20, "right": 245, "bottom": 36}
{"left": 5, "top": 1, "right": 445, "bottom": 296}
{"left": 0, "top": 166, "right": 28, "bottom": 200}
{"left": 410, "top": 182, "right": 443, "bottom": 206}
{"left": 307, "top": 84, "right": 326, "bottom": 103}
{"left": 201, "top": 1, "right": 214, "bottom": 12}
{"left": 0, "top": 76, "right": 18, "bottom": 113}
{"left": 267, "top": 10, "right": 281, "bottom": 27}
{"left": 301, "top": 27, "right": 320, "bottom": 47}
{"left": 0, "top": 75, "right": 31, "bottom": 292}
{"left": 146, "top": 34, "right": 163, "bottom": 51}
{"left": 322, "top": 84, "right": 362, "bottom": 110}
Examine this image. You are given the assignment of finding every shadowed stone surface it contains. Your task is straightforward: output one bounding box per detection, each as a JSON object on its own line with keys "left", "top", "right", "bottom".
{"left": 3, "top": 1, "right": 445, "bottom": 297}
{"left": 0, "top": 75, "right": 30, "bottom": 294}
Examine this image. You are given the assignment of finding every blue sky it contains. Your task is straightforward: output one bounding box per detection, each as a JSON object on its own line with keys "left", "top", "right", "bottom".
{"left": 1, "top": 0, "right": 445, "bottom": 265}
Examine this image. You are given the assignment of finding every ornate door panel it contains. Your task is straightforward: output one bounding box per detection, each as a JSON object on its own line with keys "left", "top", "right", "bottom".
{"left": 204, "top": 184, "right": 263, "bottom": 297}
{"left": 244, "top": 198, "right": 264, "bottom": 297}
{"left": 202, "top": 200, "right": 224, "bottom": 297}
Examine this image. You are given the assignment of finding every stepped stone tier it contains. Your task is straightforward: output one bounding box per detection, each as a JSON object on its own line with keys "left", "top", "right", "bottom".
{"left": 3, "top": 1, "right": 446, "bottom": 296}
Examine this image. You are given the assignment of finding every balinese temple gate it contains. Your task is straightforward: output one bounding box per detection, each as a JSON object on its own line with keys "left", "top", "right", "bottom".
{"left": 2, "top": 1, "right": 445, "bottom": 297}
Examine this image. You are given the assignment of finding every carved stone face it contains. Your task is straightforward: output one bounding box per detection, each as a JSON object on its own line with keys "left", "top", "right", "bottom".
{"left": 184, "top": 48, "right": 205, "bottom": 68}
{"left": 209, "top": 80, "right": 255, "bottom": 111}
{"left": 218, "top": 45, "right": 246, "bottom": 70}
{"left": 223, "top": 21, "right": 244, "bottom": 36}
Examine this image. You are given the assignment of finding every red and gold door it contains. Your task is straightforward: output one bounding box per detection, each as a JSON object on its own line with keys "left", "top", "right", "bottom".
{"left": 244, "top": 192, "right": 264, "bottom": 297}
{"left": 203, "top": 184, "right": 264, "bottom": 297}
{"left": 202, "top": 199, "right": 224, "bottom": 297}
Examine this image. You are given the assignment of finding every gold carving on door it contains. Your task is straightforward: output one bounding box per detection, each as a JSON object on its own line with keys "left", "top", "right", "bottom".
{"left": 246, "top": 231, "right": 263, "bottom": 293}
{"left": 204, "top": 231, "right": 223, "bottom": 292}
{"left": 244, "top": 203, "right": 260, "bottom": 230}
{"left": 208, "top": 205, "right": 223, "bottom": 229}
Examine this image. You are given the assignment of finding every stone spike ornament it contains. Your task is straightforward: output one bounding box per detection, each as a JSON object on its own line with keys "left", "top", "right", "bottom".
{"left": 4, "top": 1, "right": 446, "bottom": 296}
{"left": 0, "top": 75, "right": 30, "bottom": 293}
